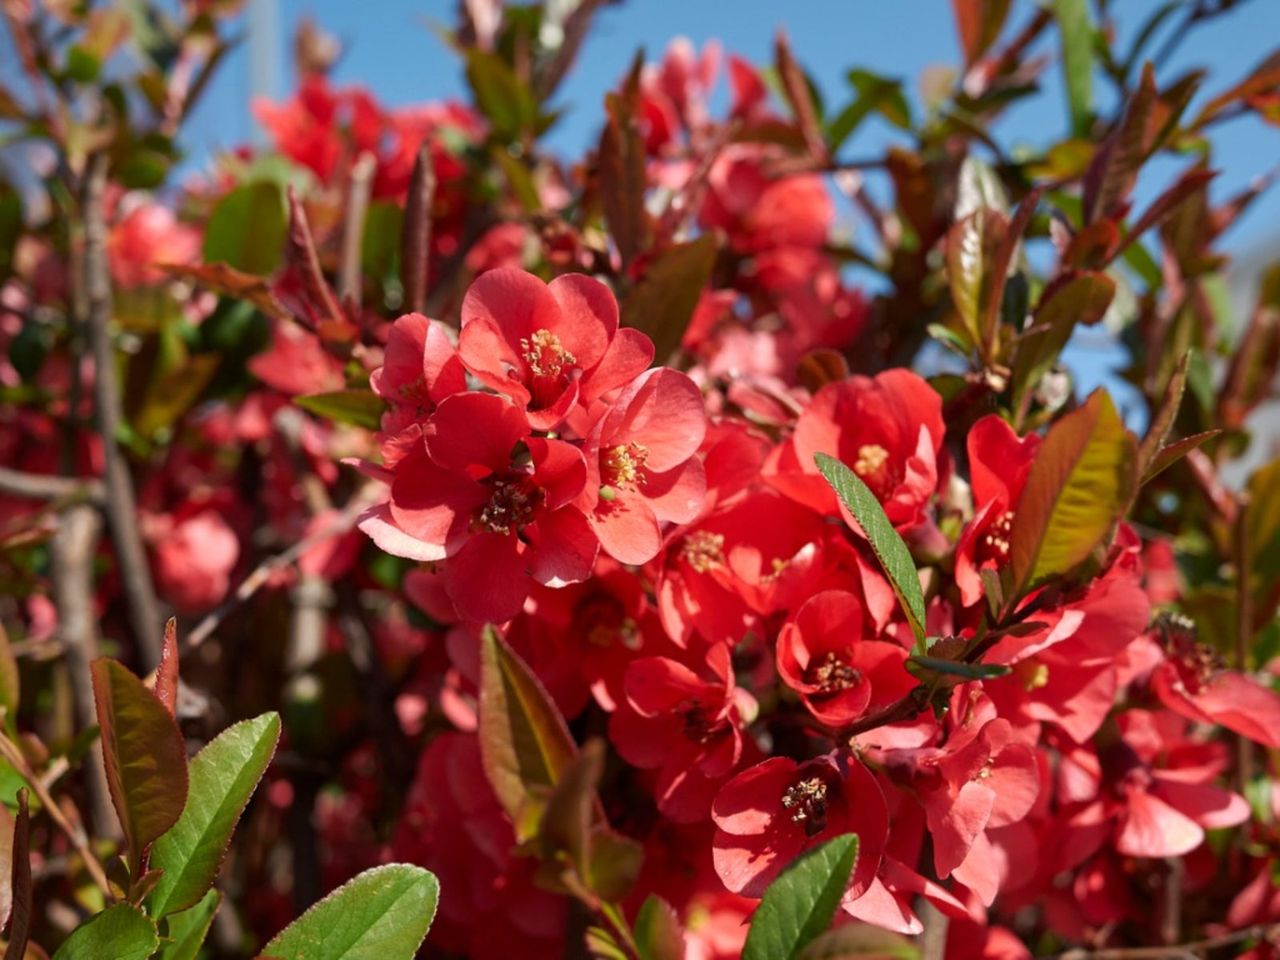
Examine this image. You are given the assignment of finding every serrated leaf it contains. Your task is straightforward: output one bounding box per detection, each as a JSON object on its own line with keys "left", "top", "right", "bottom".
{"left": 296, "top": 390, "right": 386, "bottom": 430}
{"left": 743, "top": 834, "right": 859, "bottom": 960}
{"left": 479, "top": 627, "right": 578, "bottom": 841}
{"left": 52, "top": 904, "right": 158, "bottom": 960}
{"left": 155, "top": 889, "right": 221, "bottom": 960}
{"left": 91, "top": 658, "right": 188, "bottom": 878}
{"left": 634, "top": 895, "right": 683, "bottom": 960}
{"left": 148, "top": 713, "right": 281, "bottom": 917}
{"left": 261, "top": 864, "right": 439, "bottom": 960}
{"left": 621, "top": 234, "right": 718, "bottom": 363}
{"left": 1008, "top": 390, "right": 1136, "bottom": 594}
{"left": 797, "top": 923, "right": 919, "bottom": 960}
{"left": 203, "top": 181, "right": 287, "bottom": 276}
{"left": 815, "top": 454, "right": 928, "bottom": 651}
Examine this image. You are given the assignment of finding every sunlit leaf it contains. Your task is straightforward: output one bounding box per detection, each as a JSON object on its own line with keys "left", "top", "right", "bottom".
{"left": 154, "top": 889, "right": 221, "bottom": 960}
{"left": 743, "top": 834, "right": 859, "bottom": 960}
{"left": 203, "top": 181, "right": 287, "bottom": 276}
{"left": 52, "top": 904, "right": 158, "bottom": 960}
{"left": 295, "top": 390, "right": 386, "bottom": 431}
{"left": 634, "top": 895, "right": 684, "bottom": 960}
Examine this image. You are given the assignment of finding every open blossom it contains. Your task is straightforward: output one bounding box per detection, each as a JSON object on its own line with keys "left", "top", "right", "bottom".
{"left": 711, "top": 755, "right": 887, "bottom": 900}
{"left": 370, "top": 312, "right": 467, "bottom": 440}
{"left": 368, "top": 391, "right": 597, "bottom": 622}
{"left": 580, "top": 367, "right": 708, "bottom": 565}
{"left": 610, "top": 644, "right": 753, "bottom": 821}
{"left": 776, "top": 590, "right": 914, "bottom": 728}
{"left": 767, "top": 370, "right": 945, "bottom": 531}
{"left": 457, "top": 268, "right": 654, "bottom": 430}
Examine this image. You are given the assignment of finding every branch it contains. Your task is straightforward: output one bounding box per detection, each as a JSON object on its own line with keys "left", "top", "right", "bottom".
{"left": 1045, "top": 923, "right": 1280, "bottom": 959}
{"left": 0, "top": 467, "right": 103, "bottom": 504}
{"left": 183, "top": 487, "right": 377, "bottom": 652}
{"left": 82, "top": 152, "right": 163, "bottom": 668}
{"left": 400, "top": 143, "right": 436, "bottom": 316}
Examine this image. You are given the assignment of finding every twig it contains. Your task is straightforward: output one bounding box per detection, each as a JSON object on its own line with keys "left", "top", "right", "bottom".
{"left": 0, "top": 728, "right": 112, "bottom": 899}
{"left": 400, "top": 143, "right": 436, "bottom": 316}
{"left": 82, "top": 152, "right": 163, "bottom": 668}
{"left": 1045, "top": 922, "right": 1280, "bottom": 959}
{"left": 919, "top": 898, "right": 949, "bottom": 960}
{"left": 339, "top": 151, "right": 376, "bottom": 304}
{"left": 0, "top": 468, "right": 103, "bottom": 504}
{"left": 183, "top": 488, "right": 376, "bottom": 652}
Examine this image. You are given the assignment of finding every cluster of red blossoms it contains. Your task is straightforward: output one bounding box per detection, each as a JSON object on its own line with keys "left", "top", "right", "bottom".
{"left": 361, "top": 264, "right": 1280, "bottom": 955}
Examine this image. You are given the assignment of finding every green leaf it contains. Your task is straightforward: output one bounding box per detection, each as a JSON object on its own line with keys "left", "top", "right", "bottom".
{"left": 90, "top": 659, "right": 188, "bottom": 878}
{"left": 1137, "top": 350, "right": 1192, "bottom": 479}
{"left": 1008, "top": 390, "right": 1136, "bottom": 594}
{"left": 52, "top": 904, "right": 158, "bottom": 960}
{"left": 634, "top": 895, "right": 684, "bottom": 960}
{"left": 148, "top": 713, "right": 281, "bottom": 917}
{"left": 797, "top": 923, "right": 919, "bottom": 960}
{"left": 260, "top": 863, "right": 438, "bottom": 960}
{"left": 478, "top": 627, "right": 578, "bottom": 841}
{"left": 621, "top": 234, "right": 718, "bottom": 363}
{"left": 155, "top": 889, "right": 220, "bottom": 960}
{"left": 0, "top": 622, "right": 18, "bottom": 722}
{"left": 1012, "top": 272, "right": 1115, "bottom": 412}
{"left": 743, "top": 834, "right": 859, "bottom": 960}
{"left": 906, "top": 656, "right": 1011, "bottom": 681}
{"left": 827, "top": 70, "right": 911, "bottom": 151}
{"left": 1054, "top": 0, "right": 1094, "bottom": 136}
{"left": 945, "top": 208, "right": 1008, "bottom": 353}
{"left": 202, "top": 181, "right": 287, "bottom": 276}
{"left": 1143, "top": 430, "right": 1221, "bottom": 484}
{"left": 814, "top": 454, "right": 928, "bottom": 651}
{"left": 295, "top": 390, "right": 386, "bottom": 431}
{"left": 466, "top": 50, "right": 537, "bottom": 141}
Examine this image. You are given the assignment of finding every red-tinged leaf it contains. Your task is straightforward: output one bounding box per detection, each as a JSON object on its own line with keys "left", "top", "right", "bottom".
{"left": 1083, "top": 63, "right": 1157, "bottom": 224}
{"left": 945, "top": 208, "right": 1009, "bottom": 355}
{"left": 951, "top": 0, "right": 1012, "bottom": 66}
{"left": 796, "top": 349, "right": 851, "bottom": 393}
{"left": 91, "top": 659, "right": 189, "bottom": 878}
{"left": 285, "top": 186, "right": 345, "bottom": 328}
{"left": 1116, "top": 166, "right": 1217, "bottom": 260}
{"left": 775, "top": 31, "right": 826, "bottom": 160}
{"left": 1012, "top": 271, "right": 1115, "bottom": 411}
{"left": 154, "top": 618, "right": 179, "bottom": 719}
{"left": 478, "top": 627, "right": 577, "bottom": 842}
{"left": 1137, "top": 351, "right": 1192, "bottom": 479}
{"left": 1143, "top": 431, "right": 1222, "bottom": 485}
{"left": 981, "top": 187, "right": 1042, "bottom": 353}
{"left": 1189, "top": 51, "right": 1280, "bottom": 131}
{"left": 399, "top": 144, "right": 435, "bottom": 316}
{"left": 600, "top": 64, "right": 651, "bottom": 270}
{"left": 159, "top": 262, "right": 291, "bottom": 322}
{"left": 1220, "top": 263, "right": 1280, "bottom": 430}
{"left": 1063, "top": 219, "right": 1120, "bottom": 269}
{"left": 3, "top": 790, "right": 29, "bottom": 960}
{"left": 1009, "top": 390, "right": 1137, "bottom": 594}
{"left": 622, "top": 235, "right": 719, "bottom": 363}
{"left": 538, "top": 739, "right": 604, "bottom": 880}
{"left": 634, "top": 895, "right": 684, "bottom": 960}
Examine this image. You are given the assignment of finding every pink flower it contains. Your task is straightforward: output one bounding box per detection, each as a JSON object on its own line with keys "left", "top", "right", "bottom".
{"left": 370, "top": 312, "right": 467, "bottom": 439}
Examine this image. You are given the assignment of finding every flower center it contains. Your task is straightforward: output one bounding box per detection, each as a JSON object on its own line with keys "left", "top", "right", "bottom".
{"left": 680, "top": 531, "right": 725, "bottom": 573}
{"left": 981, "top": 509, "right": 1015, "bottom": 562}
{"left": 804, "top": 652, "right": 862, "bottom": 694}
{"left": 521, "top": 328, "right": 576, "bottom": 380}
{"left": 1153, "top": 612, "right": 1221, "bottom": 688}
{"left": 677, "top": 699, "right": 716, "bottom": 743}
{"left": 853, "top": 444, "right": 889, "bottom": 479}
{"left": 781, "top": 776, "right": 829, "bottom": 837}
{"left": 602, "top": 442, "right": 649, "bottom": 489}
{"left": 475, "top": 480, "right": 538, "bottom": 535}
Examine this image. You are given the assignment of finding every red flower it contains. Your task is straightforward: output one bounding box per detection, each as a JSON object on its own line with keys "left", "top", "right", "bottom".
{"left": 371, "top": 391, "right": 597, "bottom": 622}
{"left": 776, "top": 591, "right": 914, "bottom": 728}
{"left": 370, "top": 312, "right": 467, "bottom": 439}
{"left": 582, "top": 367, "right": 708, "bottom": 565}
{"left": 767, "top": 370, "right": 944, "bottom": 531}
{"left": 457, "top": 269, "right": 654, "bottom": 430}
{"left": 610, "top": 644, "right": 751, "bottom": 822}
{"left": 954, "top": 415, "right": 1041, "bottom": 607}
{"left": 711, "top": 755, "right": 887, "bottom": 899}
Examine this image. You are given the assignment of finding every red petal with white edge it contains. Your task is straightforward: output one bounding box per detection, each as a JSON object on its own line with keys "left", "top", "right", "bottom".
{"left": 642, "top": 456, "right": 706, "bottom": 525}
{"left": 591, "top": 491, "right": 663, "bottom": 566}
{"left": 526, "top": 506, "right": 597, "bottom": 588}
{"left": 1115, "top": 789, "right": 1204, "bottom": 858}
{"left": 461, "top": 266, "right": 561, "bottom": 348}
{"left": 425, "top": 392, "right": 530, "bottom": 473}
{"left": 357, "top": 504, "right": 446, "bottom": 562}
{"left": 547, "top": 272, "right": 616, "bottom": 369}
{"left": 442, "top": 531, "right": 530, "bottom": 624}
{"left": 581, "top": 327, "right": 654, "bottom": 403}
{"left": 603, "top": 368, "right": 707, "bottom": 471}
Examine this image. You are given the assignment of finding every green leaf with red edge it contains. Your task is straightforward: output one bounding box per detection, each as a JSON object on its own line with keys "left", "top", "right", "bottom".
{"left": 814, "top": 454, "right": 928, "bottom": 652}
{"left": 621, "top": 234, "right": 718, "bottom": 364}
{"left": 1188, "top": 50, "right": 1280, "bottom": 131}
{"left": 296, "top": 390, "right": 386, "bottom": 430}
{"left": 259, "top": 863, "right": 438, "bottom": 960}
{"left": 159, "top": 262, "right": 291, "bottom": 322}
{"left": 1011, "top": 271, "right": 1115, "bottom": 412}
{"left": 90, "top": 658, "right": 189, "bottom": 878}
{"left": 147, "top": 712, "right": 281, "bottom": 918}
{"left": 1083, "top": 63, "right": 1157, "bottom": 224}
{"left": 1142, "top": 430, "right": 1222, "bottom": 485}
{"left": 479, "top": 627, "right": 578, "bottom": 842}
{"left": 1137, "top": 350, "right": 1192, "bottom": 479}
{"left": 52, "top": 903, "right": 159, "bottom": 960}
{"left": 743, "top": 833, "right": 860, "bottom": 960}
{"left": 1008, "top": 390, "right": 1137, "bottom": 595}
{"left": 945, "top": 208, "right": 1008, "bottom": 354}
{"left": 634, "top": 895, "right": 684, "bottom": 960}
{"left": 2, "top": 790, "right": 30, "bottom": 960}
{"left": 951, "top": 0, "right": 1012, "bottom": 66}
